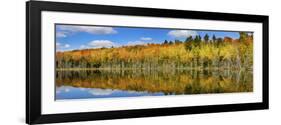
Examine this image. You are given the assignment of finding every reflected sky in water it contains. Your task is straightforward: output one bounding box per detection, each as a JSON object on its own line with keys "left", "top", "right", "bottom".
{"left": 56, "top": 86, "right": 164, "bottom": 100}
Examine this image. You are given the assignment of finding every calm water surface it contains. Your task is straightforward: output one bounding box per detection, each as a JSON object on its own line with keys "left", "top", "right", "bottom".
{"left": 55, "top": 69, "right": 253, "bottom": 100}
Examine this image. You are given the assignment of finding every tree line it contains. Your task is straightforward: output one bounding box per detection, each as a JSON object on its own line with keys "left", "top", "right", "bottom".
{"left": 56, "top": 32, "right": 253, "bottom": 70}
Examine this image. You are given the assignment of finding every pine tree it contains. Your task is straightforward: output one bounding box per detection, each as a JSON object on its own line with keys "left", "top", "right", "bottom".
{"left": 175, "top": 39, "right": 182, "bottom": 44}
{"left": 194, "top": 35, "right": 201, "bottom": 43}
{"left": 185, "top": 36, "right": 193, "bottom": 42}
{"left": 212, "top": 35, "right": 216, "bottom": 42}
{"left": 239, "top": 32, "right": 248, "bottom": 43}
{"left": 164, "top": 40, "right": 168, "bottom": 44}
{"left": 204, "top": 34, "right": 209, "bottom": 42}
{"left": 169, "top": 41, "right": 173, "bottom": 45}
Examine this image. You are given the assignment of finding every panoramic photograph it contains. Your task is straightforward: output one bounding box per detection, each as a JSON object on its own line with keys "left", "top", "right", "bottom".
{"left": 55, "top": 24, "right": 253, "bottom": 100}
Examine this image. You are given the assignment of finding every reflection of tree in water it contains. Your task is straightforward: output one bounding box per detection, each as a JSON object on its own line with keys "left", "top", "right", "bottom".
{"left": 56, "top": 69, "right": 253, "bottom": 95}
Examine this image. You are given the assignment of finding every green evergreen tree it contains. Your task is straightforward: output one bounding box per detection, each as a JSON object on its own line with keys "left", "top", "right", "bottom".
{"left": 204, "top": 34, "right": 209, "bottom": 42}
{"left": 164, "top": 40, "right": 168, "bottom": 44}
{"left": 185, "top": 36, "right": 193, "bottom": 43}
{"left": 212, "top": 34, "right": 216, "bottom": 42}
{"left": 169, "top": 41, "right": 173, "bottom": 45}
{"left": 239, "top": 32, "right": 248, "bottom": 42}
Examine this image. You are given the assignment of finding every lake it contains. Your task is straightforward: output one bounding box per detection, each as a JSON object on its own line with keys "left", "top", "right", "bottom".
{"left": 55, "top": 69, "right": 253, "bottom": 100}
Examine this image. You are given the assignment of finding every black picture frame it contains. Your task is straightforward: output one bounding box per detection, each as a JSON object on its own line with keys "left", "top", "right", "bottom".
{"left": 26, "top": 1, "right": 269, "bottom": 124}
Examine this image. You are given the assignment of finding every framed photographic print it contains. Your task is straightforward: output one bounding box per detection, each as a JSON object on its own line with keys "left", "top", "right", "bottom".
{"left": 26, "top": 1, "right": 269, "bottom": 124}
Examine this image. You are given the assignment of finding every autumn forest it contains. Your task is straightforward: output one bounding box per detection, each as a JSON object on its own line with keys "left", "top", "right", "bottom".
{"left": 56, "top": 32, "right": 253, "bottom": 70}
{"left": 55, "top": 25, "right": 253, "bottom": 100}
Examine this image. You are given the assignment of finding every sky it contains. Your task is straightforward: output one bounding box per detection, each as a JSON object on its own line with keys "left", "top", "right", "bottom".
{"left": 56, "top": 24, "right": 241, "bottom": 51}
